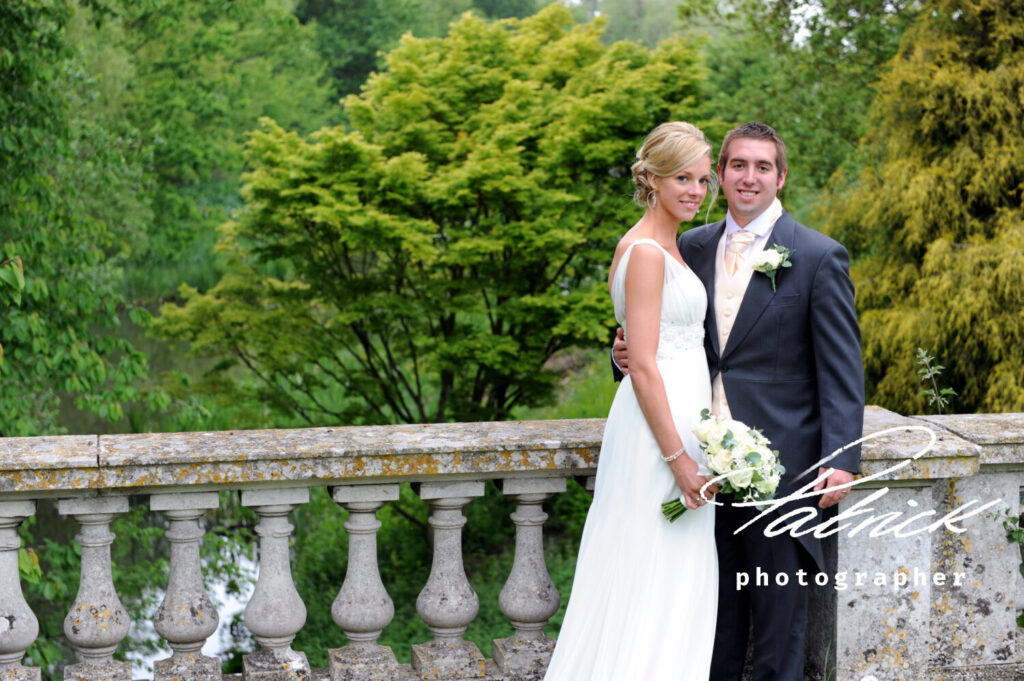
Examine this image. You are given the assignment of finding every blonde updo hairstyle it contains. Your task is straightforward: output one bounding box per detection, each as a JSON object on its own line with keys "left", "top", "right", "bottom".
{"left": 631, "top": 122, "right": 718, "bottom": 217}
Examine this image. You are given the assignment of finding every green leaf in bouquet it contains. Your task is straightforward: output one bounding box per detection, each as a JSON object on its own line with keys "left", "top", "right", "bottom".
{"left": 745, "top": 451, "right": 762, "bottom": 465}
{"left": 721, "top": 430, "right": 737, "bottom": 449}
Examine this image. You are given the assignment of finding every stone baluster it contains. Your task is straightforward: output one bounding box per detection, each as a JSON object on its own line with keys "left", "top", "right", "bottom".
{"left": 574, "top": 476, "right": 596, "bottom": 496}
{"left": 0, "top": 500, "right": 40, "bottom": 681}
{"left": 241, "top": 488, "right": 310, "bottom": 681}
{"left": 492, "top": 477, "right": 566, "bottom": 676}
{"left": 58, "top": 496, "right": 132, "bottom": 681}
{"left": 411, "top": 481, "right": 486, "bottom": 681}
{"left": 150, "top": 492, "right": 221, "bottom": 681}
{"left": 327, "top": 484, "right": 400, "bottom": 681}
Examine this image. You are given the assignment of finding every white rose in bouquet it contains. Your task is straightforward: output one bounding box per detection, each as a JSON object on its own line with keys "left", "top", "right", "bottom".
{"left": 753, "top": 471, "right": 780, "bottom": 496}
{"left": 706, "top": 444, "right": 733, "bottom": 474}
{"left": 726, "top": 466, "right": 754, "bottom": 488}
{"left": 700, "top": 420, "right": 733, "bottom": 448}
{"left": 732, "top": 431, "right": 760, "bottom": 457}
{"left": 692, "top": 418, "right": 716, "bottom": 444}
{"left": 662, "top": 410, "right": 787, "bottom": 522}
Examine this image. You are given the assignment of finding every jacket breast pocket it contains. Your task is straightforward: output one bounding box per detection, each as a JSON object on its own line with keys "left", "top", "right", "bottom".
{"left": 770, "top": 294, "right": 801, "bottom": 308}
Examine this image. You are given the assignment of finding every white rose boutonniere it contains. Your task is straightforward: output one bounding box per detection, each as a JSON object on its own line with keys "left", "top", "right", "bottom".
{"left": 750, "top": 245, "right": 792, "bottom": 292}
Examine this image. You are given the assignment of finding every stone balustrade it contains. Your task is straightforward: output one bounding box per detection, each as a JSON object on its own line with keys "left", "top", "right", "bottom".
{"left": 0, "top": 409, "right": 1021, "bottom": 681}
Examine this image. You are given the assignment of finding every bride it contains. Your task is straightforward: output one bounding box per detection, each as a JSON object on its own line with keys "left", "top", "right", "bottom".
{"left": 543, "top": 122, "right": 719, "bottom": 681}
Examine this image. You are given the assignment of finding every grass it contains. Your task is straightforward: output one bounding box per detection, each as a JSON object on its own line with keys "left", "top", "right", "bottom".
{"left": 513, "top": 349, "right": 619, "bottom": 421}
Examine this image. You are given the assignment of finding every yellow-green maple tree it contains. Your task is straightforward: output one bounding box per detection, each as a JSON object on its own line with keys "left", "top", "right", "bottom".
{"left": 156, "top": 5, "right": 717, "bottom": 424}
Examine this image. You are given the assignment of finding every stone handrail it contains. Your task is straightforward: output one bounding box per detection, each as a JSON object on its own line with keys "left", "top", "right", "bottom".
{"left": 0, "top": 419, "right": 603, "bottom": 497}
{"left": 0, "top": 409, "right": 1021, "bottom": 681}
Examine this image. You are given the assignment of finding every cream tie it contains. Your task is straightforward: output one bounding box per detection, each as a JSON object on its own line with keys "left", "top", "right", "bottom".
{"left": 725, "top": 230, "right": 757, "bottom": 276}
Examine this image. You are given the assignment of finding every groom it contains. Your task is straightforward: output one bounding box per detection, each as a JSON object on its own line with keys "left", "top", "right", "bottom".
{"left": 613, "top": 122, "right": 864, "bottom": 681}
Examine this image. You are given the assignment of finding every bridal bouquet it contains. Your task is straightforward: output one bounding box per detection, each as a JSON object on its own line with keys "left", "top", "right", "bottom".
{"left": 662, "top": 409, "right": 785, "bottom": 522}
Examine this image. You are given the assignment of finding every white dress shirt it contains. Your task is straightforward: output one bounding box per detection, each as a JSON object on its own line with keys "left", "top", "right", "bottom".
{"left": 724, "top": 198, "right": 784, "bottom": 256}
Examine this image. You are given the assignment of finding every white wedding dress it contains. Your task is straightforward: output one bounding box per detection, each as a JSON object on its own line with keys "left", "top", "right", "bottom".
{"left": 544, "top": 238, "right": 717, "bottom": 681}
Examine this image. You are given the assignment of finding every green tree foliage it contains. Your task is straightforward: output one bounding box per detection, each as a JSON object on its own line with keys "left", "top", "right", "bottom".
{"left": 1, "top": 0, "right": 66, "bottom": 374}
{"left": 294, "top": 0, "right": 542, "bottom": 104}
{"left": 680, "top": 0, "right": 918, "bottom": 217}
{"left": 471, "top": 0, "right": 539, "bottom": 20}
{"left": 156, "top": 4, "right": 714, "bottom": 425}
{"left": 109, "top": 0, "right": 336, "bottom": 298}
{"left": 568, "top": 0, "right": 683, "bottom": 47}
{"left": 820, "top": 0, "right": 1024, "bottom": 414}
{"left": 0, "top": 255, "right": 25, "bottom": 364}
{"left": 0, "top": 0, "right": 151, "bottom": 436}
{"left": 294, "top": 0, "right": 422, "bottom": 102}
{"left": 411, "top": 0, "right": 543, "bottom": 41}
{"left": 60, "top": 5, "right": 153, "bottom": 271}
{"left": 2, "top": 0, "right": 337, "bottom": 434}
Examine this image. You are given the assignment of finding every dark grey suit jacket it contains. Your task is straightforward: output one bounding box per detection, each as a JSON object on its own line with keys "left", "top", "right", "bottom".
{"left": 678, "top": 211, "right": 864, "bottom": 568}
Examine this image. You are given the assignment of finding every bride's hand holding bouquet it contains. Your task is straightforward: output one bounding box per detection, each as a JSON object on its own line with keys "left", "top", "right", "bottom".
{"left": 663, "top": 409, "right": 785, "bottom": 522}
{"left": 665, "top": 449, "right": 719, "bottom": 512}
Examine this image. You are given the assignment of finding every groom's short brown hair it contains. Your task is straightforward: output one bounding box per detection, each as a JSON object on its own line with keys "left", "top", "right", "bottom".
{"left": 718, "top": 122, "right": 788, "bottom": 177}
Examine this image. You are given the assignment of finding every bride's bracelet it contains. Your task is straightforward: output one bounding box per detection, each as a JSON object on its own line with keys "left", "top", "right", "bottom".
{"left": 661, "top": 446, "right": 686, "bottom": 463}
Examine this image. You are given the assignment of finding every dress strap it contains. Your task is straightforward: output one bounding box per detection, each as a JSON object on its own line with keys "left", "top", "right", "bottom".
{"left": 613, "top": 238, "right": 666, "bottom": 288}
{"left": 622, "top": 238, "right": 686, "bottom": 272}
{"left": 618, "top": 238, "right": 671, "bottom": 273}
{"left": 625, "top": 237, "right": 668, "bottom": 257}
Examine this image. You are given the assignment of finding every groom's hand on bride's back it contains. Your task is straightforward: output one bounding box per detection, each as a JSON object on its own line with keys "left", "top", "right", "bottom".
{"left": 612, "top": 327, "right": 629, "bottom": 375}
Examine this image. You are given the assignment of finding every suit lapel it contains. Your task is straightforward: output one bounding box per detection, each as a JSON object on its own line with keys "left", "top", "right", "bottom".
{"left": 721, "top": 213, "right": 796, "bottom": 359}
{"left": 684, "top": 222, "right": 725, "bottom": 358}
